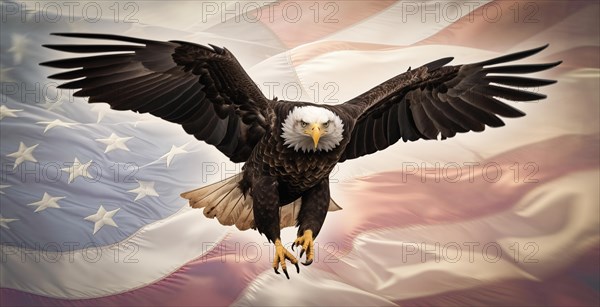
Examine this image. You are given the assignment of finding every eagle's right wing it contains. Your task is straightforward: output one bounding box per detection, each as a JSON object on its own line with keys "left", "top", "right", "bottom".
{"left": 41, "top": 33, "right": 272, "bottom": 163}
{"left": 335, "top": 45, "right": 561, "bottom": 162}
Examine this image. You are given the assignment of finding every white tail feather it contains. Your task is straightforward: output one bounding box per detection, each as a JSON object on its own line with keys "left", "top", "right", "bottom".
{"left": 181, "top": 174, "right": 342, "bottom": 231}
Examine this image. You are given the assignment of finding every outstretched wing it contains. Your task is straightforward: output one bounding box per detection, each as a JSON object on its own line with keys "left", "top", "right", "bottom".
{"left": 336, "top": 45, "right": 561, "bottom": 162}
{"left": 41, "top": 33, "right": 272, "bottom": 163}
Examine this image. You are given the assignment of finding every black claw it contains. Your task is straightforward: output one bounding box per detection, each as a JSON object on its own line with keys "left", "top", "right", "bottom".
{"left": 283, "top": 268, "right": 290, "bottom": 279}
{"left": 302, "top": 259, "right": 313, "bottom": 266}
{"left": 300, "top": 249, "right": 305, "bottom": 258}
{"left": 294, "top": 262, "right": 300, "bottom": 273}
{"left": 291, "top": 244, "right": 295, "bottom": 252}
{"left": 274, "top": 267, "right": 280, "bottom": 275}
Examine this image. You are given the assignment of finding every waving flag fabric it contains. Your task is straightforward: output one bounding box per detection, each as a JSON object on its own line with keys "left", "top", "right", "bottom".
{"left": 1, "top": 1, "right": 598, "bottom": 306}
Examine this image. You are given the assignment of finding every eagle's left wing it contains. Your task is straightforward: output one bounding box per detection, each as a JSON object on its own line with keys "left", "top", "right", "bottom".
{"left": 336, "top": 45, "right": 561, "bottom": 162}
{"left": 41, "top": 33, "right": 272, "bottom": 163}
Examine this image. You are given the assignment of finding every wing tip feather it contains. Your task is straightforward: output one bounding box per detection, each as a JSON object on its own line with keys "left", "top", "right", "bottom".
{"left": 424, "top": 57, "right": 454, "bottom": 71}
{"left": 208, "top": 44, "right": 225, "bottom": 54}
{"left": 48, "top": 32, "right": 151, "bottom": 45}
{"left": 480, "top": 44, "right": 553, "bottom": 66}
{"left": 39, "top": 59, "right": 52, "bottom": 67}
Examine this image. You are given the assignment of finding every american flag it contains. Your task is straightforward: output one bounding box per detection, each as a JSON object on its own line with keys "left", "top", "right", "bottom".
{"left": 1, "top": 1, "right": 598, "bottom": 306}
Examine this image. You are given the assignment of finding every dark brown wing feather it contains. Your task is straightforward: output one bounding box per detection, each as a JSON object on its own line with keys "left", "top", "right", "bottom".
{"left": 40, "top": 33, "right": 272, "bottom": 163}
{"left": 337, "top": 45, "right": 561, "bottom": 162}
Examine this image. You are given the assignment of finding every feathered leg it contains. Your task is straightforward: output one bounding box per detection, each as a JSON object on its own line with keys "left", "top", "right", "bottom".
{"left": 252, "top": 176, "right": 299, "bottom": 278}
{"left": 294, "top": 178, "right": 330, "bottom": 265}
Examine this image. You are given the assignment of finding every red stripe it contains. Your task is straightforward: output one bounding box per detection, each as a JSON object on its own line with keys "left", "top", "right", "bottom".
{"left": 396, "top": 246, "right": 600, "bottom": 306}
{"left": 415, "top": 0, "right": 595, "bottom": 52}
{"left": 256, "top": 0, "right": 397, "bottom": 48}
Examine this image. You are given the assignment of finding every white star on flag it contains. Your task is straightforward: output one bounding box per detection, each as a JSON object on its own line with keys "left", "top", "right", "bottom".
{"left": 128, "top": 180, "right": 159, "bottom": 201}
{"left": 96, "top": 133, "right": 133, "bottom": 153}
{"left": 27, "top": 192, "right": 65, "bottom": 212}
{"left": 0, "top": 185, "right": 10, "bottom": 195}
{"left": 133, "top": 114, "right": 152, "bottom": 127}
{"left": 61, "top": 157, "right": 94, "bottom": 184}
{"left": 160, "top": 143, "right": 189, "bottom": 167}
{"left": 0, "top": 105, "right": 23, "bottom": 120}
{"left": 6, "top": 142, "right": 39, "bottom": 169}
{"left": 84, "top": 205, "right": 120, "bottom": 235}
{"left": 0, "top": 214, "right": 19, "bottom": 229}
{"left": 37, "top": 119, "right": 77, "bottom": 133}
{"left": 40, "top": 95, "right": 65, "bottom": 111}
{"left": 90, "top": 104, "right": 110, "bottom": 123}
{"left": 7, "top": 33, "right": 29, "bottom": 65}
{"left": 0, "top": 66, "right": 15, "bottom": 83}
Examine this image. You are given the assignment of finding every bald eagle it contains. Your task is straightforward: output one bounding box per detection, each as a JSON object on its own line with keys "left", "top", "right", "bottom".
{"left": 41, "top": 33, "right": 560, "bottom": 279}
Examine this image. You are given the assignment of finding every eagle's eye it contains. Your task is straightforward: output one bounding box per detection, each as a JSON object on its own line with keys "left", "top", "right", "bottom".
{"left": 323, "top": 121, "right": 330, "bottom": 128}
{"left": 300, "top": 121, "right": 308, "bottom": 128}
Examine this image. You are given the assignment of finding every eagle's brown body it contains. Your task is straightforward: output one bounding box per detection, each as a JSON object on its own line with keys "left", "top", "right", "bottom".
{"left": 243, "top": 103, "right": 353, "bottom": 196}
{"left": 240, "top": 102, "right": 355, "bottom": 241}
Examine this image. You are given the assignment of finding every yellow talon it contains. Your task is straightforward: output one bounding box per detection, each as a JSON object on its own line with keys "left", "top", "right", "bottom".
{"left": 272, "top": 239, "right": 299, "bottom": 279}
{"left": 293, "top": 229, "right": 315, "bottom": 265}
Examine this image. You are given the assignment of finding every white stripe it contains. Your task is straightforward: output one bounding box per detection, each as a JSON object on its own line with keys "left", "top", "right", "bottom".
{"left": 233, "top": 269, "right": 398, "bottom": 307}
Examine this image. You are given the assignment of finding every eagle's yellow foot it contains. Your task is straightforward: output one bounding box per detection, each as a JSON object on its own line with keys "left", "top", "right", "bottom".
{"left": 292, "top": 229, "right": 314, "bottom": 266}
{"left": 273, "top": 239, "right": 299, "bottom": 279}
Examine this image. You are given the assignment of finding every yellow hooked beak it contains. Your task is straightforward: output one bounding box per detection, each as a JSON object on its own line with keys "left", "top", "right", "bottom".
{"left": 306, "top": 123, "right": 323, "bottom": 149}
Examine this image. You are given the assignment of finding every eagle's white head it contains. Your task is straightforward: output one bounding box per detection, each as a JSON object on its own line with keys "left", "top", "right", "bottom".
{"left": 281, "top": 106, "right": 344, "bottom": 153}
